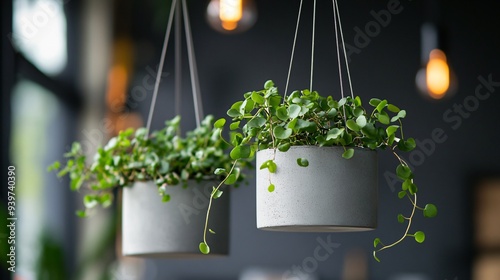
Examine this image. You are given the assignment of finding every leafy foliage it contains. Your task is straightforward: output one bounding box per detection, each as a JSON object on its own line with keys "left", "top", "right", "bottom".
{"left": 48, "top": 115, "right": 247, "bottom": 216}
{"left": 200, "top": 81, "right": 437, "bottom": 261}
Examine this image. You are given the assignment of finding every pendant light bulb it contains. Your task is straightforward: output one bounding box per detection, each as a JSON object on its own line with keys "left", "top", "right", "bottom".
{"left": 206, "top": 0, "right": 257, "bottom": 34}
{"left": 426, "top": 49, "right": 450, "bottom": 98}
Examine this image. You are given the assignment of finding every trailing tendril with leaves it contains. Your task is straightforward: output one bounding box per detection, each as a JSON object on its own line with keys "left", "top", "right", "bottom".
{"left": 48, "top": 115, "right": 247, "bottom": 217}
{"left": 200, "top": 80, "right": 438, "bottom": 261}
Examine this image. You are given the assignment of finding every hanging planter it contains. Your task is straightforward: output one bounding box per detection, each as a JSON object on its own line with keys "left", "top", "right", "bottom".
{"left": 256, "top": 146, "right": 377, "bottom": 231}
{"left": 200, "top": 0, "right": 439, "bottom": 262}
{"left": 48, "top": 0, "right": 250, "bottom": 257}
{"left": 122, "top": 180, "right": 229, "bottom": 257}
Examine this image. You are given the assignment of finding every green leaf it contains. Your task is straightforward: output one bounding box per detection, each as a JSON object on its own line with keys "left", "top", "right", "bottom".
{"left": 83, "top": 195, "right": 98, "bottom": 208}
{"left": 288, "top": 104, "right": 301, "bottom": 119}
{"left": 387, "top": 104, "right": 400, "bottom": 113}
{"left": 408, "top": 183, "right": 418, "bottom": 195}
{"left": 423, "top": 204, "right": 438, "bottom": 218}
{"left": 227, "top": 108, "right": 241, "bottom": 118}
{"left": 268, "top": 184, "right": 275, "bottom": 192}
{"left": 214, "top": 118, "right": 226, "bottom": 128}
{"left": 296, "top": 158, "right": 309, "bottom": 167}
{"left": 402, "top": 179, "right": 412, "bottom": 191}
{"left": 264, "top": 80, "right": 274, "bottom": 89}
{"left": 398, "top": 191, "right": 406, "bottom": 199}
{"left": 405, "top": 138, "right": 416, "bottom": 150}
{"left": 230, "top": 121, "right": 240, "bottom": 130}
{"left": 396, "top": 165, "right": 412, "bottom": 180}
{"left": 397, "top": 214, "right": 405, "bottom": 223}
{"left": 397, "top": 110, "right": 407, "bottom": 118}
{"left": 373, "top": 238, "right": 381, "bottom": 248}
{"left": 99, "top": 193, "right": 113, "bottom": 208}
{"left": 273, "top": 126, "right": 292, "bottom": 139}
{"left": 267, "top": 160, "right": 277, "bottom": 173}
{"left": 251, "top": 91, "right": 265, "bottom": 104}
{"left": 278, "top": 143, "right": 291, "bottom": 152}
{"left": 342, "top": 148, "right": 355, "bottom": 159}
{"left": 346, "top": 119, "right": 360, "bottom": 132}
{"left": 276, "top": 107, "right": 289, "bottom": 121}
{"left": 230, "top": 145, "right": 251, "bottom": 159}
{"left": 414, "top": 231, "right": 426, "bottom": 243}
{"left": 354, "top": 96, "right": 362, "bottom": 106}
{"left": 214, "top": 168, "right": 226, "bottom": 175}
{"left": 356, "top": 115, "right": 367, "bottom": 128}
{"left": 377, "top": 114, "right": 390, "bottom": 125}
{"left": 247, "top": 117, "right": 266, "bottom": 128}
{"left": 224, "top": 174, "right": 237, "bottom": 185}
{"left": 326, "top": 128, "right": 344, "bottom": 140}
{"left": 162, "top": 194, "right": 171, "bottom": 202}
{"left": 212, "top": 187, "right": 223, "bottom": 199}
{"left": 386, "top": 125, "right": 399, "bottom": 137}
{"left": 47, "top": 161, "right": 61, "bottom": 171}
{"left": 376, "top": 100, "right": 388, "bottom": 113}
{"left": 209, "top": 229, "right": 216, "bottom": 234}
{"left": 76, "top": 210, "right": 87, "bottom": 218}
{"left": 369, "top": 98, "right": 381, "bottom": 107}
{"left": 199, "top": 242, "right": 210, "bottom": 254}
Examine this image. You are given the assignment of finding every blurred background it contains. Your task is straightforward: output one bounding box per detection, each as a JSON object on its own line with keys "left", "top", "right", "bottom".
{"left": 1, "top": 0, "right": 500, "bottom": 279}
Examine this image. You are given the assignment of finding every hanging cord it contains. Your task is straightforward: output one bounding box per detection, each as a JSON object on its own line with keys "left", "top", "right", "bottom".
{"left": 174, "top": 0, "right": 182, "bottom": 120}
{"left": 333, "top": 0, "right": 344, "bottom": 100}
{"left": 310, "top": 0, "right": 317, "bottom": 91}
{"left": 284, "top": 0, "right": 304, "bottom": 100}
{"left": 334, "top": 0, "right": 354, "bottom": 98}
{"left": 146, "top": 0, "right": 178, "bottom": 135}
{"left": 182, "top": 0, "right": 204, "bottom": 128}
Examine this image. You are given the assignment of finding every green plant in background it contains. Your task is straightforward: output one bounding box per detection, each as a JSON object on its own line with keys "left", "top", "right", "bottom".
{"left": 200, "top": 80, "right": 438, "bottom": 261}
{"left": 48, "top": 115, "right": 248, "bottom": 216}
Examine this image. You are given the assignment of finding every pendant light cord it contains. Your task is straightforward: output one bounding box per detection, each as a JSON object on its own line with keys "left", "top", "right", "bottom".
{"left": 146, "top": 0, "right": 177, "bottom": 135}
{"left": 175, "top": 0, "right": 182, "bottom": 121}
{"left": 333, "top": 0, "right": 344, "bottom": 100}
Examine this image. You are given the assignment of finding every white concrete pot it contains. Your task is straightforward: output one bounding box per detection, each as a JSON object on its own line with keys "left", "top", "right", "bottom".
{"left": 122, "top": 180, "right": 229, "bottom": 257}
{"left": 256, "top": 146, "right": 378, "bottom": 231}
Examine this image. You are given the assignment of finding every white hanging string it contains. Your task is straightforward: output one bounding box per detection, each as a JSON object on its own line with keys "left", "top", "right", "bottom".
{"left": 284, "top": 0, "right": 304, "bottom": 100}
{"left": 182, "top": 0, "right": 204, "bottom": 128}
{"left": 333, "top": 0, "right": 344, "bottom": 99}
{"left": 174, "top": 0, "right": 182, "bottom": 119}
{"left": 310, "top": 0, "right": 317, "bottom": 91}
{"left": 334, "top": 0, "right": 354, "bottom": 98}
{"left": 146, "top": 0, "right": 178, "bottom": 135}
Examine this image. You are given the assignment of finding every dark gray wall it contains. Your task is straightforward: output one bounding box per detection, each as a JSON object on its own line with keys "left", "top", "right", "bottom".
{"left": 132, "top": 0, "right": 500, "bottom": 279}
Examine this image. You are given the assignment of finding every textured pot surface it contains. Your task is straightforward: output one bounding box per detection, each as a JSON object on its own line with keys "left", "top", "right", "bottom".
{"left": 256, "top": 146, "right": 378, "bottom": 232}
{"left": 122, "top": 180, "right": 229, "bottom": 257}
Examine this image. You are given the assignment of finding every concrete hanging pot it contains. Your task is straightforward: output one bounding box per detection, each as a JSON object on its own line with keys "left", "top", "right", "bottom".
{"left": 122, "top": 180, "right": 230, "bottom": 257}
{"left": 256, "top": 146, "right": 378, "bottom": 231}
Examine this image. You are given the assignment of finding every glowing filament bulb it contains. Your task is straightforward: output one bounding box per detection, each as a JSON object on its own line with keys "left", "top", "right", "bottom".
{"left": 219, "top": 0, "right": 243, "bottom": 30}
{"left": 426, "top": 49, "right": 450, "bottom": 98}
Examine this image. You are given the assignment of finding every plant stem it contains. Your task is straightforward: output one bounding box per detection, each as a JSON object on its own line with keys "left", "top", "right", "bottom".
{"left": 202, "top": 160, "right": 238, "bottom": 245}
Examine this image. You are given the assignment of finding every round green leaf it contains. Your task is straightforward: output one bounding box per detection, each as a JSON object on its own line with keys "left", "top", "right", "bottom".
{"left": 342, "top": 148, "right": 355, "bottom": 159}
{"left": 273, "top": 126, "right": 293, "bottom": 139}
{"left": 356, "top": 115, "right": 367, "bottom": 128}
{"left": 199, "top": 242, "right": 210, "bottom": 254}
{"left": 396, "top": 164, "right": 412, "bottom": 180}
{"left": 373, "top": 238, "right": 381, "bottom": 248}
{"left": 224, "top": 174, "right": 237, "bottom": 185}
{"left": 423, "top": 204, "right": 438, "bottom": 218}
{"left": 264, "top": 80, "right": 274, "bottom": 89}
{"left": 398, "top": 191, "right": 406, "bottom": 199}
{"left": 327, "top": 128, "right": 344, "bottom": 140}
{"left": 288, "top": 104, "right": 301, "bottom": 119}
{"left": 268, "top": 184, "right": 275, "bottom": 192}
{"left": 414, "top": 231, "right": 426, "bottom": 243}
{"left": 276, "top": 107, "right": 289, "bottom": 121}
{"left": 214, "top": 118, "right": 226, "bottom": 129}
{"left": 247, "top": 117, "right": 266, "bottom": 128}
{"left": 230, "top": 145, "right": 251, "bottom": 159}
{"left": 227, "top": 108, "right": 241, "bottom": 117}
{"left": 397, "top": 214, "right": 405, "bottom": 223}
{"left": 251, "top": 91, "right": 265, "bottom": 104}
{"left": 230, "top": 121, "right": 240, "bottom": 130}
{"left": 296, "top": 158, "right": 309, "bottom": 167}
{"left": 346, "top": 119, "right": 360, "bottom": 131}
{"left": 214, "top": 168, "right": 226, "bottom": 175}
{"left": 376, "top": 100, "right": 388, "bottom": 113}
{"left": 387, "top": 104, "right": 400, "bottom": 113}
{"left": 377, "top": 114, "right": 390, "bottom": 125}
{"left": 386, "top": 125, "right": 399, "bottom": 137}
{"left": 278, "top": 143, "right": 291, "bottom": 152}
{"left": 369, "top": 98, "right": 382, "bottom": 107}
